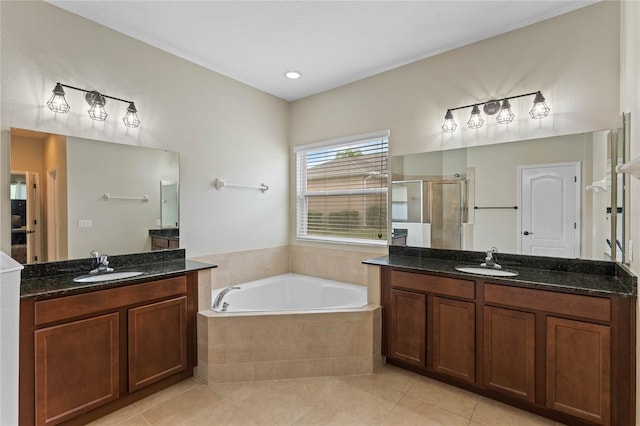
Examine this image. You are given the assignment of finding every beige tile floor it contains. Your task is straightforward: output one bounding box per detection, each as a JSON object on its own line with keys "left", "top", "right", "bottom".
{"left": 89, "top": 364, "right": 564, "bottom": 426}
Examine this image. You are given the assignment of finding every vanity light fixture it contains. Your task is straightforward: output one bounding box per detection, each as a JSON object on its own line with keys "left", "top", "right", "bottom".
{"left": 442, "top": 90, "right": 550, "bottom": 133}
{"left": 46, "top": 82, "right": 140, "bottom": 128}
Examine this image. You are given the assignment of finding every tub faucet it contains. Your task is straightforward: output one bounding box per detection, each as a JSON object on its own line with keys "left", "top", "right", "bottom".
{"left": 90, "top": 251, "right": 114, "bottom": 274}
{"left": 212, "top": 286, "right": 240, "bottom": 311}
{"left": 481, "top": 247, "right": 501, "bottom": 269}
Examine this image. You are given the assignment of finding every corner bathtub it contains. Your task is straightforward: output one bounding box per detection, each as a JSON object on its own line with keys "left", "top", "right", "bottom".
{"left": 211, "top": 273, "right": 368, "bottom": 313}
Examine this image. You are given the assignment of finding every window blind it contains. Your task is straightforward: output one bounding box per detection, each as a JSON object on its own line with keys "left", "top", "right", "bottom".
{"left": 295, "top": 132, "right": 389, "bottom": 245}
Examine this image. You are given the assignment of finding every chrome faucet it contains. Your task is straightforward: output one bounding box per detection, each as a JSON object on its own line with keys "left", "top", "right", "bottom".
{"left": 212, "top": 286, "right": 240, "bottom": 311}
{"left": 481, "top": 247, "right": 501, "bottom": 269}
{"left": 90, "top": 251, "right": 114, "bottom": 274}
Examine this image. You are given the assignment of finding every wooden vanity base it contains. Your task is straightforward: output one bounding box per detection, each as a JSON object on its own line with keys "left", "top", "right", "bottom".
{"left": 19, "top": 272, "right": 199, "bottom": 426}
{"left": 380, "top": 267, "right": 635, "bottom": 426}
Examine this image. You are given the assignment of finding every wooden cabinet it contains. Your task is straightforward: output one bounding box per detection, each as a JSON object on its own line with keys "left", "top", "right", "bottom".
{"left": 483, "top": 306, "right": 535, "bottom": 402}
{"left": 151, "top": 236, "right": 179, "bottom": 251}
{"left": 128, "top": 297, "right": 188, "bottom": 392}
{"left": 433, "top": 297, "right": 475, "bottom": 383}
{"left": 381, "top": 267, "right": 634, "bottom": 425}
{"left": 389, "top": 289, "right": 426, "bottom": 366}
{"left": 546, "top": 317, "right": 611, "bottom": 425}
{"left": 384, "top": 270, "right": 476, "bottom": 383}
{"left": 20, "top": 273, "right": 198, "bottom": 426}
{"left": 35, "top": 313, "right": 119, "bottom": 425}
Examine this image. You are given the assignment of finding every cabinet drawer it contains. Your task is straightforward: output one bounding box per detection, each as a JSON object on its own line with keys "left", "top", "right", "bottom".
{"left": 484, "top": 283, "right": 610, "bottom": 322}
{"left": 35, "top": 276, "right": 187, "bottom": 325}
{"left": 391, "top": 270, "right": 475, "bottom": 300}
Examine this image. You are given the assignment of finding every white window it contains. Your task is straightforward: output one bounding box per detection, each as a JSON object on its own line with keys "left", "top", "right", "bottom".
{"left": 295, "top": 130, "right": 389, "bottom": 245}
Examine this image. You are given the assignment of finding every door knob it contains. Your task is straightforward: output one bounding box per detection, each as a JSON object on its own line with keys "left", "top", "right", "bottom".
{"left": 523, "top": 231, "right": 534, "bottom": 236}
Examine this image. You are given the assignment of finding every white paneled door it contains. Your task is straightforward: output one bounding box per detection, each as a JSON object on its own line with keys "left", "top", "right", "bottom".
{"left": 518, "top": 162, "right": 580, "bottom": 258}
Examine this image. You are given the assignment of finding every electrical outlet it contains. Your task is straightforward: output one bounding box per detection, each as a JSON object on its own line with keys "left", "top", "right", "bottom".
{"left": 78, "top": 219, "right": 92, "bottom": 229}
{"left": 157, "top": 219, "right": 161, "bottom": 226}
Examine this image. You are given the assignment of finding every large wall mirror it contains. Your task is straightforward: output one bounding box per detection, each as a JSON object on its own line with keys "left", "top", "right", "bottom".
{"left": 391, "top": 119, "right": 628, "bottom": 263}
{"left": 6, "top": 128, "right": 179, "bottom": 265}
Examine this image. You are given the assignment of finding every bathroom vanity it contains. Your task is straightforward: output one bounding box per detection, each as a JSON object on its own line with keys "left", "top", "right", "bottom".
{"left": 149, "top": 228, "right": 180, "bottom": 251}
{"left": 18, "top": 250, "right": 215, "bottom": 426}
{"left": 366, "top": 247, "right": 636, "bottom": 426}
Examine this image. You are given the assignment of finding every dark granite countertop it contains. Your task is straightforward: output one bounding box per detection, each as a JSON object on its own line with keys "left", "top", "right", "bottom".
{"left": 364, "top": 247, "right": 636, "bottom": 298}
{"left": 150, "top": 235, "right": 180, "bottom": 241}
{"left": 20, "top": 249, "right": 216, "bottom": 300}
{"left": 149, "top": 228, "right": 179, "bottom": 240}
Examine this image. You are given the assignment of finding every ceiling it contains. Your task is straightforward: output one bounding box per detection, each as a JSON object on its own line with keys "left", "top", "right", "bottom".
{"left": 48, "top": 1, "right": 596, "bottom": 102}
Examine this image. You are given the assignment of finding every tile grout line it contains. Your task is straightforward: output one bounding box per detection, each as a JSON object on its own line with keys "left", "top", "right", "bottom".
{"left": 467, "top": 399, "right": 479, "bottom": 426}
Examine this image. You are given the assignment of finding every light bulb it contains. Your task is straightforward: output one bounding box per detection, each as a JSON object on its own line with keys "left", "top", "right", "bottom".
{"left": 467, "top": 105, "right": 484, "bottom": 129}
{"left": 496, "top": 99, "right": 515, "bottom": 124}
{"left": 46, "top": 83, "right": 70, "bottom": 113}
{"left": 122, "top": 102, "right": 141, "bottom": 128}
{"left": 529, "top": 91, "right": 550, "bottom": 119}
{"left": 87, "top": 94, "right": 108, "bottom": 121}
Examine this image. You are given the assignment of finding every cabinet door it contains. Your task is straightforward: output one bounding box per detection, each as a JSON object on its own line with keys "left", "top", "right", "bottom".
{"left": 389, "top": 289, "right": 426, "bottom": 367}
{"left": 546, "top": 317, "right": 611, "bottom": 425}
{"left": 35, "top": 313, "right": 119, "bottom": 426}
{"left": 128, "top": 296, "right": 187, "bottom": 392}
{"left": 432, "top": 297, "right": 475, "bottom": 383}
{"left": 483, "top": 306, "right": 535, "bottom": 402}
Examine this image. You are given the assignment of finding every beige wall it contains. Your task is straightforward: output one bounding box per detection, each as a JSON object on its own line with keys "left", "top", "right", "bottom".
{"left": 10, "top": 136, "right": 44, "bottom": 174}
{"left": 289, "top": 2, "right": 620, "bottom": 157}
{"left": 619, "top": 0, "right": 640, "bottom": 419}
{"left": 43, "top": 134, "right": 68, "bottom": 261}
{"left": 0, "top": 0, "right": 289, "bottom": 258}
{"left": 288, "top": 1, "right": 619, "bottom": 258}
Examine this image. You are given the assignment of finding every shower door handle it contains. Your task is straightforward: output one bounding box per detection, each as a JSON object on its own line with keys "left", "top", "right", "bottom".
{"left": 523, "top": 231, "right": 534, "bottom": 236}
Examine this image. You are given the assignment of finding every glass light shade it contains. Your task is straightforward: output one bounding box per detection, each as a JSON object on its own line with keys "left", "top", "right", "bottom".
{"left": 496, "top": 99, "right": 515, "bottom": 124}
{"left": 529, "top": 91, "right": 550, "bottom": 119}
{"left": 467, "top": 105, "right": 484, "bottom": 129}
{"left": 46, "top": 83, "right": 70, "bottom": 113}
{"left": 442, "top": 110, "right": 457, "bottom": 133}
{"left": 122, "top": 102, "right": 141, "bottom": 128}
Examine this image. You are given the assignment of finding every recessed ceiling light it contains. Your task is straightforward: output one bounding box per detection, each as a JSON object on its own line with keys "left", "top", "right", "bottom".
{"left": 284, "top": 70, "right": 302, "bottom": 80}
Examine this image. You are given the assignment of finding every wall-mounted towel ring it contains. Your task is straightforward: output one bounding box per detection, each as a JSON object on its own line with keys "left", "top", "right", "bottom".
{"left": 214, "top": 178, "right": 269, "bottom": 193}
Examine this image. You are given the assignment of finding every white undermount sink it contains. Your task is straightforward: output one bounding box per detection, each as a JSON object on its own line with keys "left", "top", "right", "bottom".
{"left": 454, "top": 266, "right": 519, "bottom": 277}
{"left": 73, "top": 271, "right": 144, "bottom": 283}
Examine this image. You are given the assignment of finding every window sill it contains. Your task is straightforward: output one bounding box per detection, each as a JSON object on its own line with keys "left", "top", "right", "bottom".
{"left": 296, "top": 235, "right": 388, "bottom": 247}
